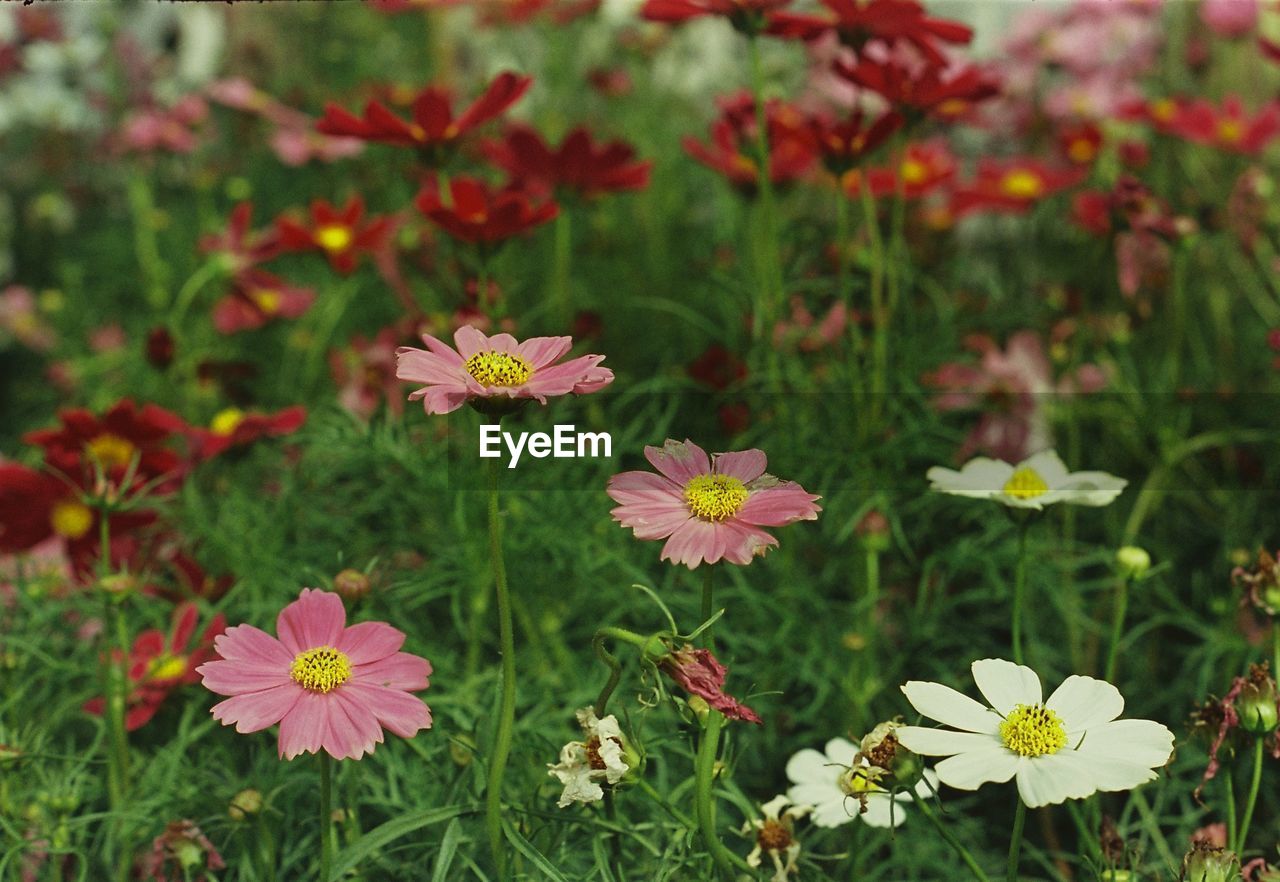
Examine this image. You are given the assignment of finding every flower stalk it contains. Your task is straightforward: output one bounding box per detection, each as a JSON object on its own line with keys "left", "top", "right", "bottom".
{"left": 1007, "top": 796, "right": 1027, "bottom": 882}
{"left": 1011, "top": 521, "right": 1030, "bottom": 666}
{"left": 1234, "top": 736, "right": 1265, "bottom": 855}
{"left": 747, "top": 33, "right": 782, "bottom": 343}
{"left": 485, "top": 452, "right": 518, "bottom": 879}
{"left": 908, "top": 788, "right": 992, "bottom": 882}
{"left": 319, "top": 752, "right": 333, "bottom": 881}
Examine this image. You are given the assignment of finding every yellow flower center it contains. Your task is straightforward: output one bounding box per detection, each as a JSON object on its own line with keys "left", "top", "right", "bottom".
{"left": 838, "top": 766, "right": 883, "bottom": 796}
{"left": 1217, "top": 119, "right": 1243, "bottom": 143}
{"left": 683, "top": 474, "right": 750, "bottom": 522}
{"left": 1151, "top": 98, "right": 1176, "bottom": 122}
{"left": 464, "top": 351, "right": 533, "bottom": 387}
{"left": 314, "top": 224, "right": 353, "bottom": 253}
{"left": 1000, "top": 170, "right": 1044, "bottom": 199}
{"left": 148, "top": 653, "right": 188, "bottom": 680}
{"left": 935, "top": 98, "right": 969, "bottom": 118}
{"left": 1067, "top": 139, "right": 1096, "bottom": 163}
{"left": 289, "top": 646, "right": 352, "bottom": 694}
{"left": 1000, "top": 703, "right": 1067, "bottom": 757}
{"left": 901, "top": 158, "right": 928, "bottom": 185}
{"left": 87, "top": 433, "right": 137, "bottom": 470}
{"left": 250, "top": 288, "right": 281, "bottom": 315}
{"left": 211, "top": 408, "right": 245, "bottom": 436}
{"left": 50, "top": 500, "right": 93, "bottom": 539}
{"left": 1002, "top": 467, "right": 1049, "bottom": 500}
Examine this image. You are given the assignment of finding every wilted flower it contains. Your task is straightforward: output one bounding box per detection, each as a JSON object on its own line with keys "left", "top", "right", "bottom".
{"left": 139, "top": 820, "right": 225, "bottom": 882}
{"left": 1235, "top": 550, "right": 1280, "bottom": 616}
{"left": 1181, "top": 840, "right": 1241, "bottom": 882}
{"left": 659, "top": 644, "right": 762, "bottom": 723}
{"left": 742, "top": 795, "right": 809, "bottom": 882}
{"left": 547, "top": 707, "right": 631, "bottom": 807}
{"left": 785, "top": 731, "right": 933, "bottom": 828}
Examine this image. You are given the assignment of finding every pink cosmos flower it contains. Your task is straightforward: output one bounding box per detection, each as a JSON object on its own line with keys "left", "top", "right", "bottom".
{"left": 395, "top": 326, "right": 613, "bottom": 415}
{"left": 197, "top": 588, "right": 432, "bottom": 760}
{"left": 607, "top": 439, "right": 821, "bottom": 569}
{"left": 1200, "top": 0, "right": 1257, "bottom": 37}
{"left": 660, "top": 644, "right": 761, "bottom": 723}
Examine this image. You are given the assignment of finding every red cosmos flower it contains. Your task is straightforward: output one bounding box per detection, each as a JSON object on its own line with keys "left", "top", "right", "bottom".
{"left": 1167, "top": 96, "right": 1280, "bottom": 156}
{"left": 85, "top": 603, "right": 225, "bottom": 731}
{"left": 199, "top": 203, "right": 282, "bottom": 275}
{"left": 768, "top": 0, "right": 973, "bottom": 66}
{"left": 835, "top": 57, "right": 999, "bottom": 121}
{"left": 683, "top": 97, "right": 816, "bottom": 194}
{"left": 24, "top": 399, "right": 190, "bottom": 488}
{"left": 274, "top": 197, "right": 395, "bottom": 274}
{"left": 688, "top": 344, "right": 748, "bottom": 391}
{"left": 166, "top": 406, "right": 307, "bottom": 463}
{"left": 641, "top": 0, "right": 791, "bottom": 33}
{"left": 415, "top": 176, "right": 558, "bottom": 245}
{"left": 474, "top": 0, "right": 600, "bottom": 25}
{"left": 806, "top": 108, "right": 902, "bottom": 179}
{"left": 949, "top": 159, "right": 1086, "bottom": 217}
{"left": 316, "top": 71, "right": 532, "bottom": 159}
{"left": 483, "top": 125, "right": 652, "bottom": 200}
{"left": 660, "top": 644, "right": 762, "bottom": 723}
{"left": 1058, "top": 121, "right": 1102, "bottom": 165}
{"left": 845, "top": 139, "right": 956, "bottom": 199}
{"left": 211, "top": 270, "right": 315, "bottom": 335}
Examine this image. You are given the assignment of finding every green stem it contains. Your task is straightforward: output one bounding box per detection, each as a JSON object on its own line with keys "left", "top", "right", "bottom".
{"left": 694, "top": 711, "right": 748, "bottom": 878}
{"left": 909, "top": 789, "right": 992, "bottom": 882}
{"left": 484, "top": 454, "right": 517, "bottom": 880}
{"left": 1007, "top": 797, "right": 1026, "bottom": 882}
{"left": 169, "top": 259, "right": 223, "bottom": 333}
{"left": 747, "top": 33, "right": 782, "bottom": 344}
{"left": 1225, "top": 765, "right": 1238, "bottom": 856}
{"left": 593, "top": 632, "right": 623, "bottom": 717}
{"left": 700, "top": 566, "right": 716, "bottom": 651}
{"left": 319, "top": 752, "right": 333, "bottom": 882}
{"left": 858, "top": 175, "right": 887, "bottom": 426}
{"left": 1103, "top": 575, "right": 1130, "bottom": 682}
{"left": 552, "top": 209, "right": 573, "bottom": 328}
{"left": 126, "top": 173, "right": 169, "bottom": 309}
{"left": 1011, "top": 523, "right": 1029, "bottom": 666}
{"left": 1235, "top": 736, "right": 1265, "bottom": 855}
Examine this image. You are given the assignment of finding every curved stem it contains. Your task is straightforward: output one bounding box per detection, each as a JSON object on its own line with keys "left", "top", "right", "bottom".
{"left": 1006, "top": 797, "right": 1026, "bottom": 882}
{"left": 1235, "top": 736, "right": 1265, "bottom": 855}
{"left": 1103, "top": 574, "right": 1131, "bottom": 683}
{"left": 694, "top": 711, "right": 749, "bottom": 878}
{"left": 593, "top": 632, "right": 623, "bottom": 717}
{"left": 319, "top": 752, "right": 333, "bottom": 882}
{"left": 484, "top": 455, "right": 517, "bottom": 880}
{"left": 909, "top": 789, "right": 992, "bottom": 882}
{"left": 1011, "top": 523, "right": 1029, "bottom": 666}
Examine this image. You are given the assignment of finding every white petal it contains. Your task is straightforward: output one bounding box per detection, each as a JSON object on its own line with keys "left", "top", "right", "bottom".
{"left": 788, "top": 782, "right": 842, "bottom": 813}
{"left": 859, "top": 793, "right": 904, "bottom": 829}
{"left": 910, "top": 768, "right": 941, "bottom": 800}
{"left": 1073, "top": 719, "right": 1174, "bottom": 768}
{"left": 901, "top": 681, "right": 1001, "bottom": 733}
{"left": 897, "top": 727, "right": 1000, "bottom": 756}
{"left": 1056, "top": 472, "right": 1127, "bottom": 507}
{"left": 760, "top": 794, "right": 791, "bottom": 820}
{"left": 927, "top": 459, "right": 1013, "bottom": 498}
{"left": 1021, "top": 450, "right": 1070, "bottom": 486}
{"left": 824, "top": 737, "right": 859, "bottom": 765}
{"left": 807, "top": 795, "right": 857, "bottom": 829}
{"left": 1014, "top": 753, "right": 1098, "bottom": 807}
{"left": 1070, "top": 753, "right": 1158, "bottom": 793}
{"left": 971, "top": 658, "right": 1041, "bottom": 714}
{"left": 1046, "top": 675, "right": 1124, "bottom": 733}
{"left": 786, "top": 748, "right": 836, "bottom": 786}
{"left": 934, "top": 748, "right": 1020, "bottom": 790}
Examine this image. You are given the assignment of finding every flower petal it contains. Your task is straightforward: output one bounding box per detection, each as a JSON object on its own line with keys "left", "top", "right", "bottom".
{"left": 210, "top": 624, "right": 293, "bottom": 669}
{"left": 198, "top": 659, "right": 293, "bottom": 696}
{"left": 352, "top": 652, "right": 432, "bottom": 691}
{"left": 933, "top": 748, "right": 1020, "bottom": 790}
{"left": 712, "top": 449, "right": 767, "bottom": 483}
{"left": 338, "top": 621, "right": 406, "bottom": 665}
{"left": 1046, "top": 675, "right": 1124, "bottom": 733}
{"left": 277, "top": 691, "right": 326, "bottom": 759}
{"left": 211, "top": 683, "right": 300, "bottom": 734}
{"left": 971, "top": 658, "right": 1041, "bottom": 714}
{"left": 896, "top": 727, "right": 1000, "bottom": 756}
{"left": 276, "top": 588, "right": 346, "bottom": 655}
{"left": 1015, "top": 752, "right": 1098, "bottom": 807}
{"left": 786, "top": 748, "right": 834, "bottom": 786}
{"left": 1073, "top": 719, "right": 1174, "bottom": 768}
{"left": 901, "top": 681, "right": 1002, "bottom": 733}
{"left": 823, "top": 737, "right": 859, "bottom": 765}
{"left": 644, "top": 439, "right": 711, "bottom": 485}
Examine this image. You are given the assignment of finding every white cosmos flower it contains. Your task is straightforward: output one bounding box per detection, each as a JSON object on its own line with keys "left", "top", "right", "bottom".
{"left": 785, "top": 737, "right": 937, "bottom": 829}
{"left": 896, "top": 659, "right": 1174, "bottom": 809}
{"left": 926, "top": 450, "right": 1127, "bottom": 510}
{"left": 547, "top": 708, "right": 629, "bottom": 808}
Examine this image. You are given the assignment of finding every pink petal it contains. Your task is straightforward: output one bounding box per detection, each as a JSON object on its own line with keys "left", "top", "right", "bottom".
{"left": 329, "top": 690, "right": 386, "bottom": 759}
{"left": 660, "top": 518, "right": 720, "bottom": 569}
{"left": 211, "top": 624, "right": 293, "bottom": 668}
{"left": 277, "top": 691, "right": 326, "bottom": 759}
{"left": 718, "top": 520, "right": 778, "bottom": 564}
{"left": 198, "top": 659, "right": 293, "bottom": 696}
{"left": 211, "top": 683, "right": 301, "bottom": 733}
{"left": 516, "top": 335, "right": 572, "bottom": 368}
{"left": 343, "top": 683, "right": 432, "bottom": 738}
{"left": 352, "top": 652, "right": 432, "bottom": 690}
{"left": 396, "top": 347, "right": 466, "bottom": 385}
{"left": 409, "top": 382, "right": 471, "bottom": 414}
{"left": 736, "top": 485, "right": 822, "bottom": 527}
{"left": 606, "top": 470, "right": 684, "bottom": 503}
{"left": 338, "top": 621, "right": 406, "bottom": 665}
{"left": 712, "top": 449, "right": 767, "bottom": 483}
{"left": 486, "top": 332, "right": 518, "bottom": 353}
{"left": 645, "top": 439, "right": 712, "bottom": 485}
{"left": 452, "top": 325, "right": 490, "bottom": 359}
{"left": 276, "top": 589, "right": 347, "bottom": 654}
{"left": 420, "top": 333, "right": 464, "bottom": 366}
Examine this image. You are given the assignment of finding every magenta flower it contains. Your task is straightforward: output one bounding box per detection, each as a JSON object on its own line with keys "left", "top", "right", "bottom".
{"left": 197, "top": 589, "right": 432, "bottom": 760}
{"left": 607, "top": 439, "right": 820, "bottom": 569}
{"left": 395, "top": 325, "right": 613, "bottom": 415}
{"left": 660, "top": 644, "right": 761, "bottom": 724}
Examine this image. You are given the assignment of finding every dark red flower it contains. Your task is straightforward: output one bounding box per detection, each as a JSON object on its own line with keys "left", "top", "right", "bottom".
{"left": 844, "top": 138, "right": 956, "bottom": 199}
{"left": 949, "top": 159, "right": 1086, "bottom": 217}
{"left": 483, "top": 125, "right": 652, "bottom": 199}
{"left": 199, "top": 203, "right": 282, "bottom": 275}
{"left": 835, "top": 57, "right": 998, "bottom": 121}
{"left": 683, "top": 95, "right": 816, "bottom": 194}
{"left": 24, "top": 399, "right": 190, "bottom": 488}
{"left": 275, "top": 196, "right": 396, "bottom": 274}
{"left": 414, "top": 176, "right": 558, "bottom": 244}
{"left": 641, "top": 0, "right": 790, "bottom": 33}
{"left": 768, "top": 0, "right": 972, "bottom": 65}
{"left": 211, "top": 269, "right": 315, "bottom": 334}
{"left": 1071, "top": 190, "right": 1112, "bottom": 236}
{"left": 316, "top": 71, "right": 532, "bottom": 159}
{"left": 178, "top": 406, "right": 307, "bottom": 462}
{"left": 1057, "top": 121, "right": 1102, "bottom": 165}
{"left": 806, "top": 108, "right": 902, "bottom": 177}
{"left": 688, "top": 344, "right": 748, "bottom": 391}
{"left": 660, "top": 644, "right": 762, "bottom": 724}
{"left": 1166, "top": 96, "right": 1280, "bottom": 156}
{"left": 145, "top": 327, "right": 176, "bottom": 369}
{"left": 84, "top": 603, "right": 225, "bottom": 731}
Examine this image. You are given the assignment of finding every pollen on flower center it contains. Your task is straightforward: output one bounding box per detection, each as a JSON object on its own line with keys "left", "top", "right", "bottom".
{"left": 148, "top": 653, "right": 188, "bottom": 680}
{"left": 999, "top": 703, "right": 1067, "bottom": 757}
{"left": 1001, "top": 170, "right": 1044, "bottom": 199}
{"left": 50, "top": 500, "right": 93, "bottom": 539}
{"left": 314, "top": 224, "right": 353, "bottom": 253}
{"left": 87, "top": 433, "right": 137, "bottom": 469}
{"left": 1002, "top": 467, "right": 1049, "bottom": 499}
{"left": 289, "top": 646, "right": 352, "bottom": 693}
{"left": 757, "top": 819, "right": 793, "bottom": 853}
{"left": 838, "top": 767, "right": 882, "bottom": 795}
{"left": 464, "top": 351, "right": 533, "bottom": 387}
{"left": 211, "top": 408, "right": 245, "bottom": 436}
{"left": 683, "top": 474, "right": 750, "bottom": 522}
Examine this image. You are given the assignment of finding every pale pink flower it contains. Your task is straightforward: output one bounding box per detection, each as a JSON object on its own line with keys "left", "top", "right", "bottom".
{"left": 1200, "top": 0, "right": 1258, "bottom": 37}
{"left": 396, "top": 326, "right": 613, "bottom": 415}
{"left": 197, "top": 588, "right": 432, "bottom": 760}
{"left": 607, "top": 439, "right": 821, "bottom": 569}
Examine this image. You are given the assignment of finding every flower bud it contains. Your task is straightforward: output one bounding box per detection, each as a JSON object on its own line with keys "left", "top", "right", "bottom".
{"left": 228, "top": 789, "right": 262, "bottom": 821}
{"left": 333, "top": 569, "right": 371, "bottom": 603}
{"left": 687, "top": 695, "right": 711, "bottom": 727}
{"left": 1100, "top": 871, "right": 1134, "bottom": 882}
{"left": 857, "top": 720, "right": 923, "bottom": 789}
{"left": 1180, "top": 841, "right": 1240, "bottom": 882}
{"left": 1237, "top": 666, "right": 1280, "bottom": 735}
{"left": 146, "top": 326, "right": 175, "bottom": 369}
{"left": 99, "top": 573, "right": 137, "bottom": 601}
{"left": 855, "top": 510, "right": 892, "bottom": 552}
{"left": 1116, "top": 546, "right": 1151, "bottom": 580}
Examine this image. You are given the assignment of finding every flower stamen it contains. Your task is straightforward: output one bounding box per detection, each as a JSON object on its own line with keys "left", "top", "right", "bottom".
{"left": 683, "top": 474, "right": 750, "bottom": 521}
{"left": 1000, "top": 703, "right": 1067, "bottom": 757}
{"left": 464, "top": 351, "right": 533, "bottom": 387}
{"left": 1002, "top": 467, "right": 1049, "bottom": 500}
{"left": 289, "top": 646, "right": 352, "bottom": 693}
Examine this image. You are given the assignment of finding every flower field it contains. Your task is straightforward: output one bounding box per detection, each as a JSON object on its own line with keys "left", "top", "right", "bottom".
{"left": 2, "top": 1, "right": 1280, "bottom": 880}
